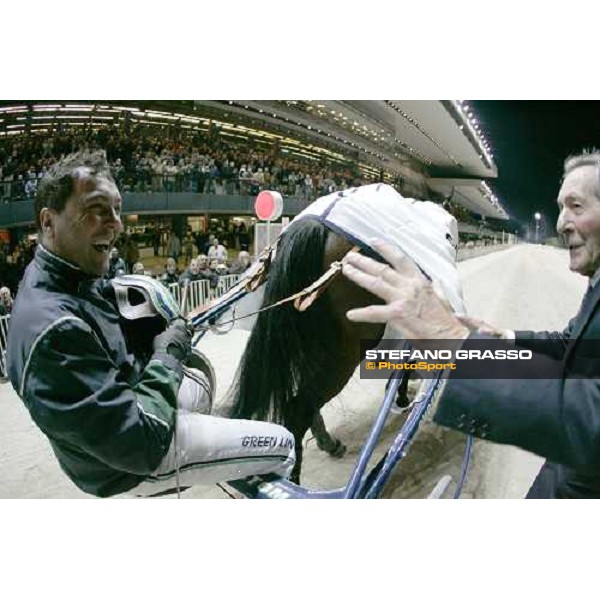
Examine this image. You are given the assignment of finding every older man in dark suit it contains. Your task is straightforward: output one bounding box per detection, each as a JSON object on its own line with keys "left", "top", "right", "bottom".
{"left": 342, "top": 150, "right": 600, "bottom": 498}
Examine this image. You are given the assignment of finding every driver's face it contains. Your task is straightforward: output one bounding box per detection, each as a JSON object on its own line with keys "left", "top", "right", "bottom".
{"left": 41, "top": 170, "right": 123, "bottom": 276}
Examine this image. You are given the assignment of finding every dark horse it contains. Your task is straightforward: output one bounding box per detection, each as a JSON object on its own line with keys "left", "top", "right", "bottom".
{"left": 229, "top": 218, "right": 389, "bottom": 481}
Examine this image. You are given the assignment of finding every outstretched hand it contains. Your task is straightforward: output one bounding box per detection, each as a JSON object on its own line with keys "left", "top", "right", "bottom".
{"left": 341, "top": 240, "right": 469, "bottom": 341}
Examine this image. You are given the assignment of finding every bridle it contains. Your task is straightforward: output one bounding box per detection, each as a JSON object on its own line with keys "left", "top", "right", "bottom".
{"left": 188, "top": 242, "right": 361, "bottom": 334}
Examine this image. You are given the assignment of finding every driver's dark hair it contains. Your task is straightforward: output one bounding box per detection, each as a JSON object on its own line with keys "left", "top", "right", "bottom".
{"left": 34, "top": 150, "right": 114, "bottom": 230}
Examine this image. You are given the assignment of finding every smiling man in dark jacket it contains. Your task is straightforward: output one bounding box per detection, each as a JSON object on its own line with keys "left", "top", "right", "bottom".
{"left": 7, "top": 150, "right": 295, "bottom": 497}
{"left": 342, "top": 150, "right": 600, "bottom": 499}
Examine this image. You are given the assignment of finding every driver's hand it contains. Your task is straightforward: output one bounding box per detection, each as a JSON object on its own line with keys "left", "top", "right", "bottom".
{"left": 153, "top": 318, "right": 192, "bottom": 362}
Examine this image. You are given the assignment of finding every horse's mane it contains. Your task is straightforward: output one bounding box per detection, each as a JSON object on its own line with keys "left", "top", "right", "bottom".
{"left": 229, "top": 218, "right": 343, "bottom": 423}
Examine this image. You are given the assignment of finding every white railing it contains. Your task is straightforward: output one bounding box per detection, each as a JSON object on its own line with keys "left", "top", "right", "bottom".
{"left": 169, "top": 279, "right": 211, "bottom": 313}
{"left": 216, "top": 274, "right": 241, "bottom": 297}
{"left": 0, "top": 314, "right": 9, "bottom": 378}
{"left": 167, "top": 281, "right": 182, "bottom": 306}
{"left": 0, "top": 274, "right": 243, "bottom": 378}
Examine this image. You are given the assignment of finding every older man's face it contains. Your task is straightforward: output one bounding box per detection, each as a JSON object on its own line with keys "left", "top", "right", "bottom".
{"left": 557, "top": 165, "right": 600, "bottom": 277}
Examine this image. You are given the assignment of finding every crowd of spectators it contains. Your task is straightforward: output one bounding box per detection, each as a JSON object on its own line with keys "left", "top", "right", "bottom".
{"left": 124, "top": 220, "right": 251, "bottom": 263}
{"left": 116, "top": 248, "right": 252, "bottom": 300}
{"left": 0, "top": 122, "right": 483, "bottom": 227}
{"left": 106, "top": 227, "right": 253, "bottom": 294}
{"left": 0, "top": 123, "right": 384, "bottom": 204}
{"left": 0, "top": 237, "right": 37, "bottom": 305}
{"left": 160, "top": 233, "right": 251, "bottom": 282}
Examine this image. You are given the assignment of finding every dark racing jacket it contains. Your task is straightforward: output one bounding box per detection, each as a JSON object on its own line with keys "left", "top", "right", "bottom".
{"left": 7, "top": 245, "right": 182, "bottom": 497}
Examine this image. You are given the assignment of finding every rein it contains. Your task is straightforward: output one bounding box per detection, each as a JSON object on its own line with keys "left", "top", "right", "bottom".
{"left": 189, "top": 244, "right": 360, "bottom": 334}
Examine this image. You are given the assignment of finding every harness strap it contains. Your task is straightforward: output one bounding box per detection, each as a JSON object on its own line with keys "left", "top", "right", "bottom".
{"left": 292, "top": 256, "right": 347, "bottom": 311}
{"left": 190, "top": 246, "right": 360, "bottom": 331}
{"left": 187, "top": 241, "right": 277, "bottom": 323}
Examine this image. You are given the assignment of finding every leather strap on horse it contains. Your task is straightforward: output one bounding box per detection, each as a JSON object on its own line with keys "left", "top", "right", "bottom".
{"left": 291, "top": 251, "right": 355, "bottom": 311}
{"left": 188, "top": 245, "right": 361, "bottom": 330}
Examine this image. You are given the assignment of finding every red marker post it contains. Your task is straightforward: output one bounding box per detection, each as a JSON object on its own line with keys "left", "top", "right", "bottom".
{"left": 254, "top": 190, "right": 283, "bottom": 249}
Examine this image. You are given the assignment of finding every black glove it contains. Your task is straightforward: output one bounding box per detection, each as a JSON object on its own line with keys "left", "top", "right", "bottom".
{"left": 152, "top": 318, "right": 192, "bottom": 362}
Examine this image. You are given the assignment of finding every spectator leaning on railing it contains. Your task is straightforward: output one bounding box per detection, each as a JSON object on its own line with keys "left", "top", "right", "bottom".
{"left": 178, "top": 258, "right": 205, "bottom": 285}
{"left": 228, "top": 250, "right": 252, "bottom": 275}
{"left": 196, "top": 254, "right": 219, "bottom": 289}
{"left": 160, "top": 257, "right": 180, "bottom": 286}
{"left": 131, "top": 262, "right": 146, "bottom": 275}
{"left": 0, "top": 286, "right": 13, "bottom": 315}
{"left": 209, "top": 258, "right": 228, "bottom": 277}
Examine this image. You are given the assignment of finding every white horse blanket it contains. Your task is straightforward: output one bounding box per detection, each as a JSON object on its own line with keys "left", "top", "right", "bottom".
{"left": 293, "top": 183, "right": 465, "bottom": 315}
